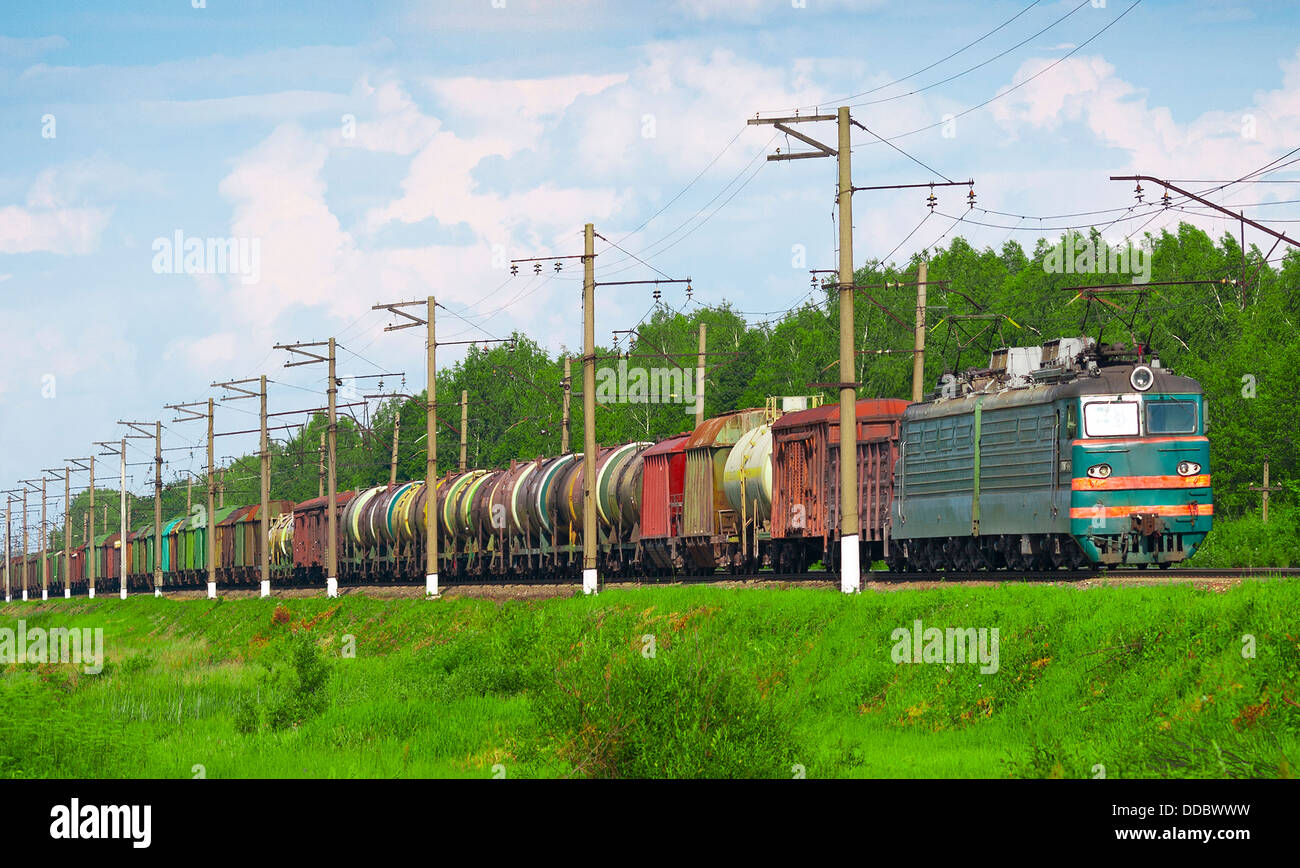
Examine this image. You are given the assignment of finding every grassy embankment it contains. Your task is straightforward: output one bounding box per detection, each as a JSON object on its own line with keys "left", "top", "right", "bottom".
{"left": 1, "top": 580, "right": 1297, "bottom": 778}
{"left": 1185, "top": 504, "right": 1300, "bottom": 568}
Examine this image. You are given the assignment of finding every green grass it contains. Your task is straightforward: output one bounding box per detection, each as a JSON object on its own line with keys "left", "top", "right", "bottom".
{"left": 1, "top": 581, "right": 1298, "bottom": 779}
{"left": 1186, "top": 504, "right": 1300, "bottom": 568}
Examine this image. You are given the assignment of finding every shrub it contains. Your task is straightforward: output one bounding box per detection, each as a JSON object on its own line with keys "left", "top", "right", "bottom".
{"left": 1188, "top": 504, "right": 1300, "bottom": 568}
{"left": 237, "top": 631, "right": 333, "bottom": 734}
{"left": 531, "top": 630, "right": 799, "bottom": 779}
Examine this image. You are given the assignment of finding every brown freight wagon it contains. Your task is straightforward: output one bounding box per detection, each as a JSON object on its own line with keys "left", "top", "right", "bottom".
{"left": 770, "top": 398, "right": 910, "bottom": 573}
{"left": 3, "top": 555, "right": 39, "bottom": 599}
{"left": 95, "top": 531, "right": 125, "bottom": 594}
{"left": 65, "top": 544, "right": 88, "bottom": 594}
{"left": 291, "top": 492, "right": 356, "bottom": 584}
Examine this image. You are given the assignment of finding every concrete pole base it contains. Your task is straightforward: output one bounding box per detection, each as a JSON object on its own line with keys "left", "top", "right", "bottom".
{"left": 120, "top": 587, "right": 127, "bottom": 600}
{"left": 64, "top": 588, "right": 71, "bottom": 599}
{"left": 260, "top": 580, "right": 270, "bottom": 598}
{"left": 207, "top": 582, "right": 217, "bottom": 599}
{"left": 425, "top": 574, "right": 438, "bottom": 597}
{"left": 154, "top": 587, "right": 161, "bottom": 598}
{"left": 582, "top": 568, "right": 598, "bottom": 595}
{"left": 327, "top": 577, "right": 338, "bottom": 598}
{"left": 22, "top": 590, "right": 27, "bottom": 601}
{"left": 840, "top": 534, "right": 861, "bottom": 594}
{"left": 42, "top": 590, "right": 48, "bottom": 601}
{"left": 88, "top": 588, "right": 95, "bottom": 599}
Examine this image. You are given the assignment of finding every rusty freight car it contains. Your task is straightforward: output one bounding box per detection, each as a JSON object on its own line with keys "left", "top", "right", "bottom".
{"left": 680, "top": 408, "right": 769, "bottom": 570}
{"left": 770, "top": 398, "right": 910, "bottom": 573}
{"left": 291, "top": 491, "right": 356, "bottom": 583}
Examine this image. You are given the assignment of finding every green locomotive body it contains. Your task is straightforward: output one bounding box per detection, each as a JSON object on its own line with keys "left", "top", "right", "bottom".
{"left": 891, "top": 339, "right": 1211, "bottom": 570}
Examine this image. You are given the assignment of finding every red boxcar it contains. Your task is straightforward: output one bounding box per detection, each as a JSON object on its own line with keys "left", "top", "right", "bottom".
{"left": 770, "top": 398, "right": 909, "bottom": 572}
{"left": 638, "top": 434, "right": 691, "bottom": 570}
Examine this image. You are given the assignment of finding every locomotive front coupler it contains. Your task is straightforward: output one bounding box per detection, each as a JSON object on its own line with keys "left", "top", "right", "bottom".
{"left": 1129, "top": 513, "right": 1165, "bottom": 537}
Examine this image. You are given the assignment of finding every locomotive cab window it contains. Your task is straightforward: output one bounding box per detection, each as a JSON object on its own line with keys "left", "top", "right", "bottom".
{"left": 1083, "top": 400, "right": 1139, "bottom": 437}
{"left": 1145, "top": 399, "right": 1198, "bottom": 435}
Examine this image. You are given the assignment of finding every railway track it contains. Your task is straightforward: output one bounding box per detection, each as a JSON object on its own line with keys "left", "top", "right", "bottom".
{"left": 609, "top": 566, "right": 1300, "bottom": 585}
{"left": 97, "top": 565, "right": 1300, "bottom": 599}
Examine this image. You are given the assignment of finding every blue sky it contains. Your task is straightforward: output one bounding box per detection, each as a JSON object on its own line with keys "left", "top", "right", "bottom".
{"left": 2, "top": 0, "right": 1297, "bottom": 508}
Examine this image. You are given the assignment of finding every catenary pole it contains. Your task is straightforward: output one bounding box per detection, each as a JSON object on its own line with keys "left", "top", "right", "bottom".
{"left": 459, "top": 390, "right": 468, "bottom": 473}
{"left": 426, "top": 299, "right": 438, "bottom": 597}
{"left": 582, "top": 224, "right": 598, "bottom": 595}
{"left": 912, "top": 258, "right": 928, "bottom": 403}
{"left": 695, "top": 322, "right": 707, "bottom": 428}
{"left": 260, "top": 377, "right": 270, "bottom": 598}
{"left": 835, "top": 106, "right": 860, "bottom": 594}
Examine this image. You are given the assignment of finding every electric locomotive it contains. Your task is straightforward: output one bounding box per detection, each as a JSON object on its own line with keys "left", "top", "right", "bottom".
{"left": 889, "top": 337, "right": 1211, "bottom": 571}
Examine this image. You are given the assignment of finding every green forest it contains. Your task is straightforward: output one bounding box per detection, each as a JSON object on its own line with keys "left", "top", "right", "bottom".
{"left": 42, "top": 221, "right": 1299, "bottom": 554}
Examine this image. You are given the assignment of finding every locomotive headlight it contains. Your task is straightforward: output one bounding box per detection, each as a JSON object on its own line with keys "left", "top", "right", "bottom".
{"left": 1130, "top": 365, "right": 1154, "bottom": 391}
{"left": 1176, "top": 461, "right": 1202, "bottom": 476}
{"left": 1086, "top": 463, "right": 1112, "bottom": 479}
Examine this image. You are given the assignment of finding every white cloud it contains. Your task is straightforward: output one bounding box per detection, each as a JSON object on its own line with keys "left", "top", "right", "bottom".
{"left": 567, "top": 44, "right": 836, "bottom": 179}
{"left": 0, "top": 305, "right": 134, "bottom": 398}
{"left": 191, "top": 75, "right": 626, "bottom": 381}
{"left": 0, "top": 35, "right": 68, "bottom": 61}
{"left": 425, "top": 72, "right": 625, "bottom": 139}
{"left": 163, "top": 331, "right": 241, "bottom": 370}
{"left": 361, "top": 75, "right": 627, "bottom": 246}
{"left": 991, "top": 51, "right": 1300, "bottom": 179}
{"left": 0, "top": 204, "right": 110, "bottom": 255}
{"left": 0, "top": 160, "right": 153, "bottom": 254}
{"left": 137, "top": 90, "right": 350, "bottom": 126}
{"left": 327, "top": 78, "right": 442, "bottom": 154}
{"left": 219, "top": 123, "right": 363, "bottom": 323}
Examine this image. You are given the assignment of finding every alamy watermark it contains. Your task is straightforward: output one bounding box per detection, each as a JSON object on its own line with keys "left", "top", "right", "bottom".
{"left": 151, "top": 230, "right": 261, "bottom": 285}
{"left": 1042, "top": 236, "right": 1150, "bottom": 284}
{"left": 50, "top": 798, "right": 150, "bottom": 849}
{"left": 890, "top": 619, "right": 1000, "bottom": 674}
{"left": 595, "top": 359, "right": 699, "bottom": 415}
{"left": 0, "top": 620, "right": 104, "bottom": 674}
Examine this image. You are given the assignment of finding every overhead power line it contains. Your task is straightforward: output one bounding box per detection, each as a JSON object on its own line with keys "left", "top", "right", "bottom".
{"left": 843, "top": 0, "right": 1091, "bottom": 111}
{"left": 775, "top": 0, "right": 1048, "bottom": 113}
{"left": 848, "top": 0, "right": 1143, "bottom": 149}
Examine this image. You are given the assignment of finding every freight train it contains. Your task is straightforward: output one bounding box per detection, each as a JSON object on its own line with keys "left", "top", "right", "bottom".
{"left": 2, "top": 337, "right": 1213, "bottom": 596}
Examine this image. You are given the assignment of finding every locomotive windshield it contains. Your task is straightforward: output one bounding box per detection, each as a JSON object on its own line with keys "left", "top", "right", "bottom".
{"left": 1083, "top": 400, "right": 1139, "bottom": 437}
{"left": 1146, "top": 399, "right": 1198, "bottom": 434}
